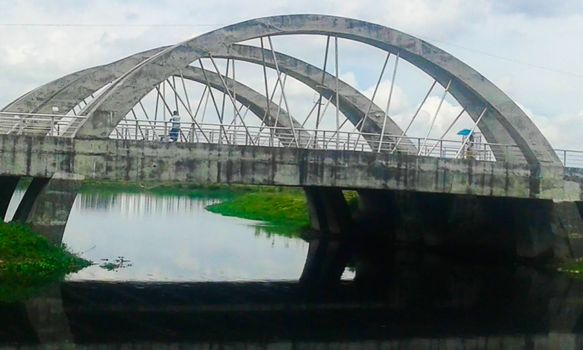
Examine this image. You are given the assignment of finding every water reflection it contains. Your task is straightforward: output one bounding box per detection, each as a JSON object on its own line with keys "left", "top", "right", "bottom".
{"left": 1, "top": 253, "right": 583, "bottom": 349}
{"left": 63, "top": 191, "right": 309, "bottom": 282}
{"left": 5, "top": 188, "right": 583, "bottom": 348}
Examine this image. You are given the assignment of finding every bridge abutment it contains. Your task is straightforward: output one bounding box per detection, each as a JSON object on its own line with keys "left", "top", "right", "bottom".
{"left": 12, "top": 174, "right": 82, "bottom": 244}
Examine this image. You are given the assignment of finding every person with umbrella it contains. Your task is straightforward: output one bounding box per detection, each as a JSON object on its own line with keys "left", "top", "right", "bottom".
{"left": 457, "top": 129, "right": 476, "bottom": 160}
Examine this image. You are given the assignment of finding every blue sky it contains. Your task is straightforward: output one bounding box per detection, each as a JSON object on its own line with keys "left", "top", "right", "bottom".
{"left": 1, "top": 0, "right": 582, "bottom": 147}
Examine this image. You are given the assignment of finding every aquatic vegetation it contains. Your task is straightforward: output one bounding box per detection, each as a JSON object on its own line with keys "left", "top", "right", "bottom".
{"left": 99, "top": 256, "right": 132, "bottom": 271}
{"left": 0, "top": 222, "right": 91, "bottom": 302}
{"left": 207, "top": 191, "right": 311, "bottom": 237}
{"left": 207, "top": 190, "right": 360, "bottom": 237}
{"left": 0, "top": 222, "right": 90, "bottom": 277}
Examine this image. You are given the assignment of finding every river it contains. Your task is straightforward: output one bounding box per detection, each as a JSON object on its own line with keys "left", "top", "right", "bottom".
{"left": 2, "top": 188, "right": 583, "bottom": 349}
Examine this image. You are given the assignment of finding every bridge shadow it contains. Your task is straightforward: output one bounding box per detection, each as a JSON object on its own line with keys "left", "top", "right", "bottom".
{"left": 2, "top": 238, "right": 583, "bottom": 349}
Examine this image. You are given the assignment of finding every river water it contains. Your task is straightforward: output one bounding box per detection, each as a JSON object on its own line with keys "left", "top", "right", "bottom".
{"left": 64, "top": 191, "right": 310, "bottom": 282}
{"left": 3, "top": 189, "right": 583, "bottom": 349}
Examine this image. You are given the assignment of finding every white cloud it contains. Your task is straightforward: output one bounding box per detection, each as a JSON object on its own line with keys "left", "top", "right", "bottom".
{"left": 0, "top": 0, "right": 582, "bottom": 150}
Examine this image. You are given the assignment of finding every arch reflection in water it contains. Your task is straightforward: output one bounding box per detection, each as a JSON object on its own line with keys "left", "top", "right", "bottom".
{"left": 2, "top": 251, "right": 583, "bottom": 349}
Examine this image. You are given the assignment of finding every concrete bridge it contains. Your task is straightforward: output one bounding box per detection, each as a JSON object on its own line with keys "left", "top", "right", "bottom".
{"left": 2, "top": 15, "right": 583, "bottom": 265}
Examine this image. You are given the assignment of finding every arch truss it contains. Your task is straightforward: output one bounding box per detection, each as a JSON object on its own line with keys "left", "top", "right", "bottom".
{"left": 0, "top": 15, "right": 561, "bottom": 166}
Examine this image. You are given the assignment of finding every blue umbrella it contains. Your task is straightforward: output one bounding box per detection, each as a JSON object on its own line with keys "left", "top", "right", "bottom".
{"left": 457, "top": 129, "right": 472, "bottom": 136}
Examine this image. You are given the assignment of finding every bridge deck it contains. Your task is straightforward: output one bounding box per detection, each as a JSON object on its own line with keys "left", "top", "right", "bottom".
{"left": 0, "top": 134, "right": 579, "bottom": 201}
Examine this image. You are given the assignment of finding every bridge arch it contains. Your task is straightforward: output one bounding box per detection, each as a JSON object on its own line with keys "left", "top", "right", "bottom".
{"left": 75, "top": 14, "right": 558, "bottom": 165}
{"left": 4, "top": 43, "right": 416, "bottom": 151}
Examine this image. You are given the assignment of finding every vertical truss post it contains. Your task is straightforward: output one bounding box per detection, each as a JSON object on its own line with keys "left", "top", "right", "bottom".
{"left": 425, "top": 108, "right": 466, "bottom": 156}
{"left": 129, "top": 109, "right": 145, "bottom": 140}
{"left": 259, "top": 37, "right": 273, "bottom": 146}
{"left": 231, "top": 59, "right": 237, "bottom": 129}
{"left": 267, "top": 36, "right": 299, "bottom": 148}
{"left": 199, "top": 59, "right": 230, "bottom": 145}
{"left": 208, "top": 54, "right": 255, "bottom": 146}
{"left": 171, "top": 76, "right": 179, "bottom": 113}
{"left": 392, "top": 80, "right": 437, "bottom": 153}
{"left": 179, "top": 71, "right": 193, "bottom": 114}
{"left": 154, "top": 82, "right": 160, "bottom": 122}
{"left": 219, "top": 58, "right": 231, "bottom": 127}
{"left": 334, "top": 36, "right": 340, "bottom": 150}
{"left": 419, "top": 80, "right": 452, "bottom": 155}
{"left": 315, "top": 36, "right": 331, "bottom": 148}
{"left": 377, "top": 52, "right": 400, "bottom": 153}
{"left": 138, "top": 101, "right": 160, "bottom": 140}
{"left": 353, "top": 52, "right": 390, "bottom": 150}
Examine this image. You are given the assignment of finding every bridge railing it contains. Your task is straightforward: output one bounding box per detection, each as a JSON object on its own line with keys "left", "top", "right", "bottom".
{"left": 111, "top": 119, "right": 514, "bottom": 162}
{"left": 555, "top": 149, "right": 583, "bottom": 168}
{"left": 0, "top": 112, "right": 87, "bottom": 137}
{"left": 4, "top": 113, "right": 583, "bottom": 167}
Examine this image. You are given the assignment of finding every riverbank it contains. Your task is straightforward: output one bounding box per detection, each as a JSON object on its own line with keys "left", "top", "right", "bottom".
{"left": 207, "top": 191, "right": 310, "bottom": 236}
{"left": 207, "top": 190, "right": 359, "bottom": 236}
{"left": 0, "top": 222, "right": 90, "bottom": 302}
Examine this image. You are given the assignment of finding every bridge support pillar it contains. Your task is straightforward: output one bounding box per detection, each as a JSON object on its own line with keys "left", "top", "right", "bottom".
{"left": 12, "top": 174, "right": 83, "bottom": 244}
{"left": 300, "top": 237, "right": 349, "bottom": 286}
{"left": 0, "top": 176, "right": 20, "bottom": 222}
{"left": 303, "top": 187, "right": 352, "bottom": 234}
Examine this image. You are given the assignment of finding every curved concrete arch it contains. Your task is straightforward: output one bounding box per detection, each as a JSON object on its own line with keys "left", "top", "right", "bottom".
{"left": 2, "top": 47, "right": 168, "bottom": 114}
{"left": 0, "top": 48, "right": 312, "bottom": 143}
{"left": 76, "top": 14, "right": 557, "bottom": 165}
{"left": 6, "top": 44, "right": 412, "bottom": 151}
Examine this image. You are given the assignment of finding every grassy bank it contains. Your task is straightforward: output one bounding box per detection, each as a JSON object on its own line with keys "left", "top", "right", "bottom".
{"left": 0, "top": 222, "right": 91, "bottom": 302}
{"left": 207, "top": 190, "right": 359, "bottom": 237}
{"left": 207, "top": 191, "right": 310, "bottom": 236}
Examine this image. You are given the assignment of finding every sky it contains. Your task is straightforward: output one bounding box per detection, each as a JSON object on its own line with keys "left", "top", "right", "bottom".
{"left": 1, "top": 0, "right": 582, "bottom": 148}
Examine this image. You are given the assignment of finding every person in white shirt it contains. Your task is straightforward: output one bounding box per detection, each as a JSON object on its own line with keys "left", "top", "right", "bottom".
{"left": 169, "top": 110, "right": 181, "bottom": 142}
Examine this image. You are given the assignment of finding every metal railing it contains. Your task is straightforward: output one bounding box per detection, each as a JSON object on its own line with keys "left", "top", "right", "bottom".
{"left": 110, "top": 118, "right": 512, "bottom": 161}
{"left": 2, "top": 112, "right": 583, "bottom": 167}
{"left": 555, "top": 149, "right": 583, "bottom": 168}
{"left": 0, "top": 111, "right": 87, "bottom": 137}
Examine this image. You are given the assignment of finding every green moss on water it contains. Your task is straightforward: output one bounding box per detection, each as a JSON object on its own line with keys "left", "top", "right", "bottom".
{"left": 207, "top": 192, "right": 311, "bottom": 237}
{"left": 0, "top": 222, "right": 91, "bottom": 303}
{"left": 207, "top": 190, "right": 360, "bottom": 237}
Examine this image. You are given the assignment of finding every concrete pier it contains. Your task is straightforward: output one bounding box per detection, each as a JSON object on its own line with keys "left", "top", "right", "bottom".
{"left": 11, "top": 174, "right": 82, "bottom": 244}
{"left": 0, "top": 176, "right": 19, "bottom": 221}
